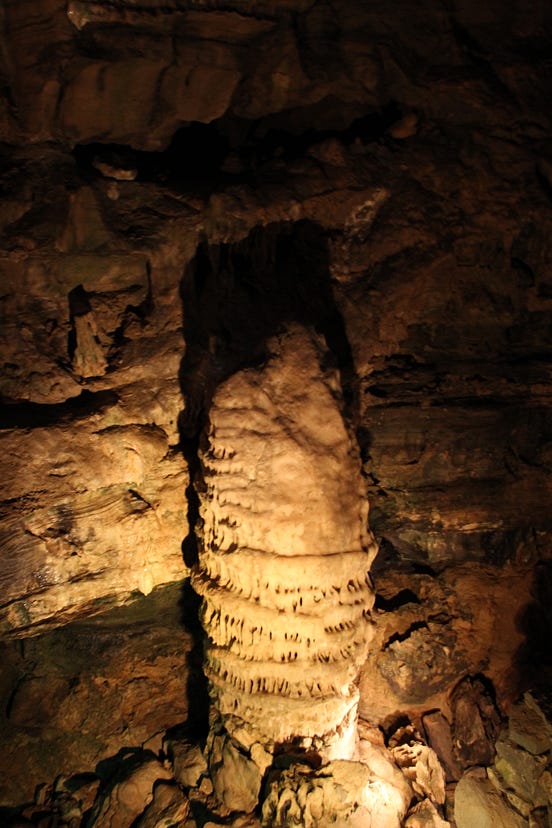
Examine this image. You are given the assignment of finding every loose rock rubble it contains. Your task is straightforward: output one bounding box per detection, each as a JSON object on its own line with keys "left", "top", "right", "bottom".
{"left": 4, "top": 691, "right": 552, "bottom": 827}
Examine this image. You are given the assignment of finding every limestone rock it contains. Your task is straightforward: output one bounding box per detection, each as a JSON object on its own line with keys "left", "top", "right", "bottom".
{"left": 423, "top": 711, "right": 463, "bottom": 782}
{"left": 454, "top": 772, "right": 527, "bottom": 828}
{"left": 86, "top": 751, "right": 172, "bottom": 827}
{"left": 56, "top": 774, "right": 101, "bottom": 819}
{"left": 494, "top": 737, "right": 548, "bottom": 805}
{"left": 358, "top": 737, "right": 413, "bottom": 805}
{"left": 0, "top": 586, "right": 191, "bottom": 806}
{"left": 164, "top": 735, "right": 208, "bottom": 789}
{"left": 1, "top": 0, "right": 552, "bottom": 813}
{"left": 404, "top": 799, "right": 451, "bottom": 828}
{"left": 451, "top": 676, "right": 502, "bottom": 770}
{"left": 261, "top": 759, "right": 410, "bottom": 828}
{"left": 209, "top": 732, "right": 262, "bottom": 814}
{"left": 0, "top": 398, "right": 187, "bottom": 635}
{"left": 193, "top": 325, "right": 376, "bottom": 758}
{"left": 391, "top": 742, "right": 447, "bottom": 806}
{"left": 508, "top": 695, "right": 552, "bottom": 756}
{"left": 134, "top": 781, "right": 191, "bottom": 827}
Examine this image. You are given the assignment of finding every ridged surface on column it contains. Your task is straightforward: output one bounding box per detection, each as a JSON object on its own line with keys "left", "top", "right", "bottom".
{"left": 192, "top": 325, "right": 377, "bottom": 758}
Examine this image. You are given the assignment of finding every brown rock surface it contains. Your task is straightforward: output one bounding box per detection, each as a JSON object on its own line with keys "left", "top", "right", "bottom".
{"left": 0, "top": 585, "right": 192, "bottom": 806}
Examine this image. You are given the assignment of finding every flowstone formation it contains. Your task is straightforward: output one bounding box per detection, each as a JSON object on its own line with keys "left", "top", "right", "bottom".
{"left": 192, "top": 325, "right": 378, "bottom": 763}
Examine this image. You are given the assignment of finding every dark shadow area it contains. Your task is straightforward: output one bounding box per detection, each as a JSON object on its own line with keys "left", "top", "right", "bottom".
{"left": 71, "top": 102, "right": 399, "bottom": 189}
{"left": 221, "top": 102, "right": 401, "bottom": 164}
{"left": 272, "top": 739, "right": 322, "bottom": 770}
{"left": 374, "top": 589, "right": 421, "bottom": 611}
{"left": 370, "top": 537, "right": 438, "bottom": 579}
{"left": 178, "top": 219, "right": 359, "bottom": 439}
{"left": 0, "top": 389, "right": 119, "bottom": 429}
{"left": 72, "top": 122, "right": 229, "bottom": 188}
{"left": 514, "top": 560, "right": 552, "bottom": 715}
{"left": 178, "top": 579, "right": 210, "bottom": 741}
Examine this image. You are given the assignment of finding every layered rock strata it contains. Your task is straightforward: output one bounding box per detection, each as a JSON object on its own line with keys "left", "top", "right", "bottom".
{"left": 192, "top": 325, "right": 377, "bottom": 759}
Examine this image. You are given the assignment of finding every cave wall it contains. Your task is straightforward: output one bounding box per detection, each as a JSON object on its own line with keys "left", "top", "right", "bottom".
{"left": 1, "top": 0, "right": 552, "bottom": 806}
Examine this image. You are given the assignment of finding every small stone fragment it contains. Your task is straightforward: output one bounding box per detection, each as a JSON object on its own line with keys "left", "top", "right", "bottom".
{"left": 92, "top": 156, "right": 138, "bottom": 180}
{"left": 54, "top": 774, "right": 101, "bottom": 820}
{"left": 72, "top": 311, "right": 108, "bottom": 378}
{"left": 388, "top": 111, "right": 419, "bottom": 139}
{"left": 199, "top": 776, "right": 214, "bottom": 795}
{"left": 537, "top": 769, "right": 552, "bottom": 804}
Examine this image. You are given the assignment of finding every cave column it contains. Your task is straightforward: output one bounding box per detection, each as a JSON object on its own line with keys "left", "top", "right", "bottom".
{"left": 191, "top": 324, "right": 377, "bottom": 767}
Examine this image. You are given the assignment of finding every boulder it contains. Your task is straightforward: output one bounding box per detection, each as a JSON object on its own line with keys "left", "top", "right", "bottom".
{"left": 423, "top": 710, "right": 463, "bottom": 782}
{"left": 508, "top": 695, "right": 552, "bottom": 756}
{"left": 164, "top": 736, "right": 208, "bottom": 789}
{"left": 134, "top": 781, "right": 192, "bottom": 827}
{"left": 209, "top": 732, "right": 262, "bottom": 814}
{"left": 86, "top": 751, "right": 172, "bottom": 828}
{"left": 454, "top": 772, "right": 526, "bottom": 828}
{"left": 494, "top": 737, "right": 547, "bottom": 804}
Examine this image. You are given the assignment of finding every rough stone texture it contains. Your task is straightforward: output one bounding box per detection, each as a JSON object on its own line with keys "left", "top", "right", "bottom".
{"left": 164, "top": 734, "right": 208, "bottom": 789}
{"left": 404, "top": 799, "right": 451, "bottom": 828}
{"left": 209, "top": 731, "right": 262, "bottom": 814}
{"left": 0, "top": 416, "right": 187, "bottom": 634}
{"left": 423, "top": 711, "right": 463, "bottom": 783}
{"left": 0, "top": 585, "right": 192, "bottom": 805}
{"left": 392, "top": 742, "right": 447, "bottom": 806}
{"left": 494, "top": 738, "right": 548, "bottom": 804}
{"left": 509, "top": 695, "right": 552, "bottom": 756}
{"left": 357, "top": 735, "right": 414, "bottom": 807}
{"left": 193, "top": 325, "right": 376, "bottom": 758}
{"left": 454, "top": 772, "right": 527, "bottom": 828}
{"left": 0, "top": 184, "right": 189, "bottom": 632}
{"left": 261, "top": 759, "right": 411, "bottom": 828}
{"left": 134, "top": 781, "right": 192, "bottom": 828}
{"left": 85, "top": 751, "right": 172, "bottom": 828}
{"left": 0, "top": 0, "right": 551, "bottom": 817}
{"left": 450, "top": 676, "right": 503, "bottom": 771}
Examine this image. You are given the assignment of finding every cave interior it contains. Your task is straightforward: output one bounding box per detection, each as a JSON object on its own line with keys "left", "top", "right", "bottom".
{"left": 0, "top": 0, "right": 552, "bottom": 826}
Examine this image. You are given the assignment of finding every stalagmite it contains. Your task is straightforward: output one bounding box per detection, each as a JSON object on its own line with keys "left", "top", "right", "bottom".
{"left": 192, "top": 324, "right": 378, "bottom": 762}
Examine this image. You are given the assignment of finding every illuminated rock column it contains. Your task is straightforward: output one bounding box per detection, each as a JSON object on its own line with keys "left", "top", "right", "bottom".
{"left": 191, "top": 325, "right": 377, "bottom": 760}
